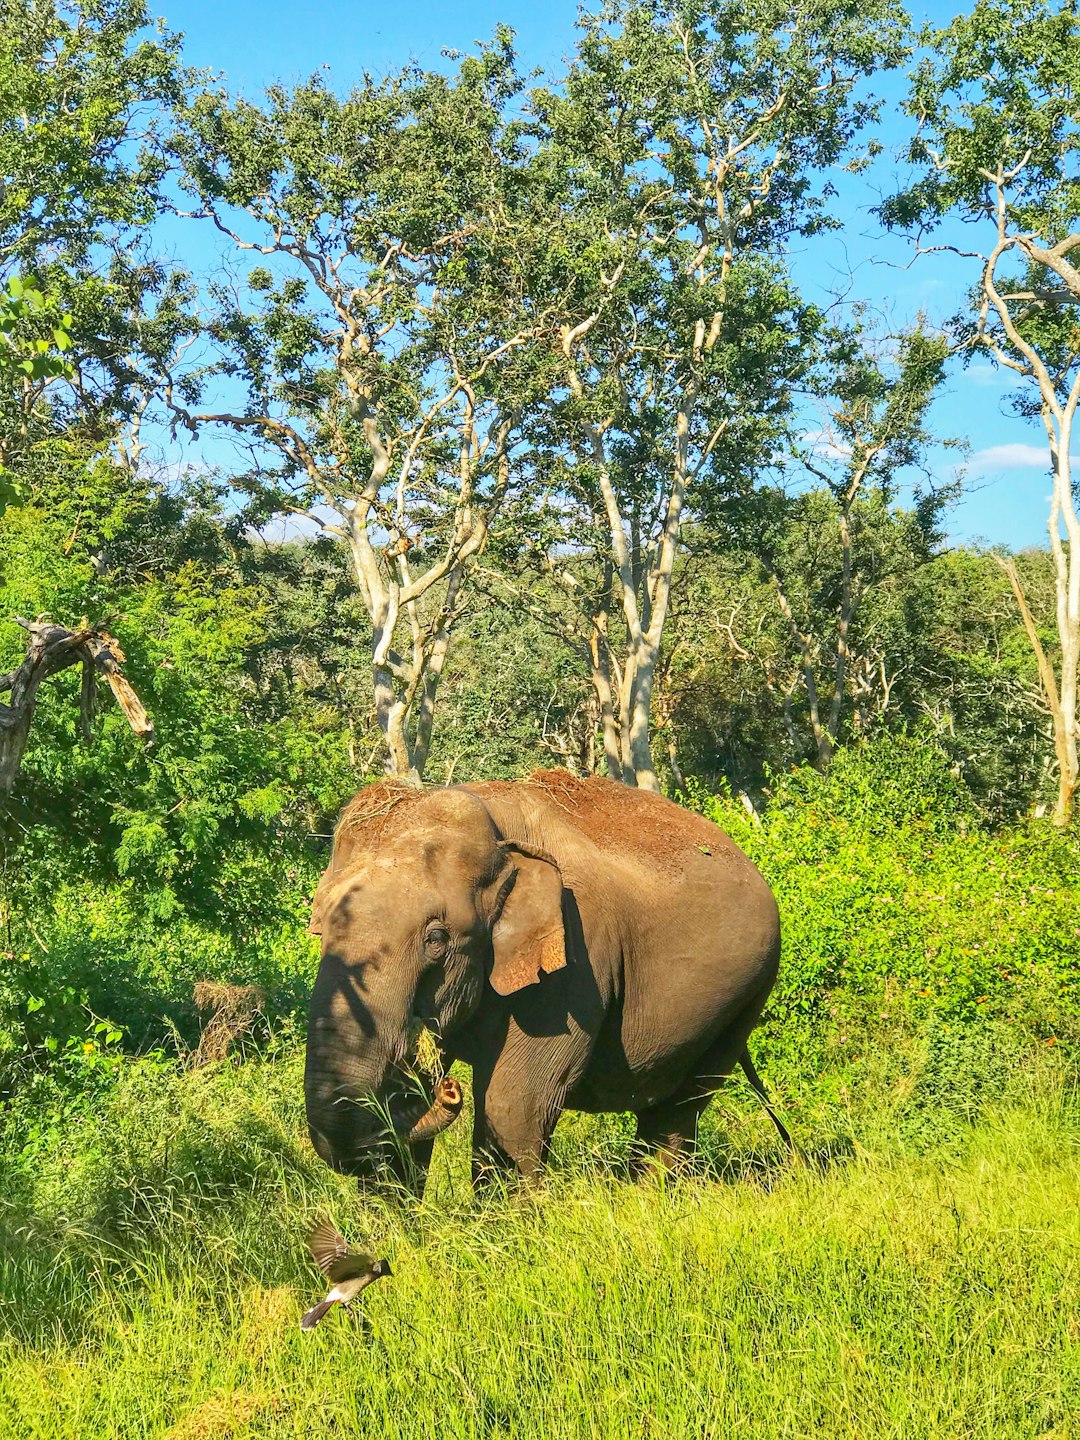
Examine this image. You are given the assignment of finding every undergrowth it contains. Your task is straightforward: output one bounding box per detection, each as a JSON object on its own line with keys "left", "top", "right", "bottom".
{"left": 2, "top": 738, "right": 1078, "bottom": 1435}
{"left": 0, "top": 1039, "right": 1076, "bottom": 1439}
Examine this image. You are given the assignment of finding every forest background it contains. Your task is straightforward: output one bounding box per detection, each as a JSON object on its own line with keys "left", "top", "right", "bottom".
{"left": 0, "top": 2, "right": 1078, "bottom": 1435}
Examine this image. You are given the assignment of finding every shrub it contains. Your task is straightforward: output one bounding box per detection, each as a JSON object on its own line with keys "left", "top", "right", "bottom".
{"left": 706, "top": 736, "right": 1080, "bottom": 1095}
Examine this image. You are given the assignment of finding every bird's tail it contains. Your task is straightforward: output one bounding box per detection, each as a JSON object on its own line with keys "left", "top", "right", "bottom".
{"left": 300, "top": 1298, "right": 336, "bottom": 1330}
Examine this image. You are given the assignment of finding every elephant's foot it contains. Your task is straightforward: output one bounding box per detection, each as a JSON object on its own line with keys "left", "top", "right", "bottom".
{"left": 629, "top": 1132, "right": 694, "bottom": 1183}
{"left": 470, "top": 1138, "right": 546, "bottom": 1193}
{"left": 630, "top": 1090, "right": 713, "bottom": 1181}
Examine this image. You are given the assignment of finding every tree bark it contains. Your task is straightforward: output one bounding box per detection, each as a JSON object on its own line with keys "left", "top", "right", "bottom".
{"left": 588, "top": 591, "right": 624, "bottom": 784}
{"left": 997, "top": 555, "right": 1077, "bottom": 826}
{"left": 977, "top": 179, "right": 1080, "bottom": 825}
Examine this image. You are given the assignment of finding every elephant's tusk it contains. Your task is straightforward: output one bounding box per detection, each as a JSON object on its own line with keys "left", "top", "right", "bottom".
{"left": 405, "top": 1076, "right": 463, "bottom": 1146}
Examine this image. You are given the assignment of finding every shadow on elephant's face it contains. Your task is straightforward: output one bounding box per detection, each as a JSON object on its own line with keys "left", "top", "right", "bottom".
{"left": 304, "top": 846, "right": 493, "bottom": 1165}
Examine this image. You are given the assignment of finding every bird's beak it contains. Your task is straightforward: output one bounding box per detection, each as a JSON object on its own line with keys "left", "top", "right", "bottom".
{"left": 379, "top": 1259, "right": 393, "bottom": 1278}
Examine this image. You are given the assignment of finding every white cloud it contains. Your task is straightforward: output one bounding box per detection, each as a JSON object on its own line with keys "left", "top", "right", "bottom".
{"left": 968, "top": 443, "right": 1053, "bottom": 473}
{"left": 799, "top": 429, "right": 852, "bottom": 461}
{"left": 967, "top": 363, "right": 1004, "bottom": 388}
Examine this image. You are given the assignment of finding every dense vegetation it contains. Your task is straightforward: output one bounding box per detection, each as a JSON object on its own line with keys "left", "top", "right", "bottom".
{"left": 2, "top": 0, "right": 1079, "bottom": 1434}
{"left": 2, "top": 1061, "right": 1076, "bottom": 1438}
{"left": 2, "top": 740, "right": 1077, "bottom": 1436}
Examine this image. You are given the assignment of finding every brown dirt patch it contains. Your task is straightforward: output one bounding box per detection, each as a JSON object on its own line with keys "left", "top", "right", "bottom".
{"left": 334, "top": 779, "right": 429, "bottom": 863}
{"left": 523, "top": 769, "right": 727, "bottom": 872}
{"left": 316, "top": 772, "right": 730, "bottom": 909}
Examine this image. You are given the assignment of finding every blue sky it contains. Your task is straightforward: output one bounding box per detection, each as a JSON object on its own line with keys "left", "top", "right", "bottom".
{"left": 154, "top": 0, "right": 1061, "bottom": 550}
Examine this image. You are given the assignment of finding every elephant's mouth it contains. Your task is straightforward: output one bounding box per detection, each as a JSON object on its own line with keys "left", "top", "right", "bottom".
{"left": 310, "top": 1069, "right": 461, "bottom": 1173}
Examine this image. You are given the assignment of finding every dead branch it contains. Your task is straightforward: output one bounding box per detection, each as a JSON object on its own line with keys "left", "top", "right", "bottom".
{"left": 0, "top": 616, "right": 154, "bottom": 796}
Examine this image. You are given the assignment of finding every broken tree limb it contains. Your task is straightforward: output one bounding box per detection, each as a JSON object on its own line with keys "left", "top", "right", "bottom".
{"left": 0, "top": 615, "right": 154, "bottom": 796}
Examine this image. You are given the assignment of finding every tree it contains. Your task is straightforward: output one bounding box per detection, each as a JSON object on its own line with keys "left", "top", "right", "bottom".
{"left": 169, "top": 36, "right": 551, "bottom": 779}
{"left": 0, "top": 276, "right": 73, "bottom": 516}
{"left": 0, "top": 0, "right": 190, "bottom": 472}
{"left": 910, "top": 547, "right": 1052, "bottom": 818}
{"left": 0, "top": 459, "right": 350, "bottom": 922}
{"left": 761, "top": 323, "right": 952, "bottom": 767}
{"left": 881, "top": 0, "right": 1080, "bottom": 824}
{"left": 497, "top": 0, "right": 909, "bottom": 791}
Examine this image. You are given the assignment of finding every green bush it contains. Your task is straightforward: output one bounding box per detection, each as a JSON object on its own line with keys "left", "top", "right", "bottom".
{"left": 0, "top": 878, "right": 320, "bottom": 1092}
{"left": 706, "top": 737, "right": 1079, "bottom": 1103}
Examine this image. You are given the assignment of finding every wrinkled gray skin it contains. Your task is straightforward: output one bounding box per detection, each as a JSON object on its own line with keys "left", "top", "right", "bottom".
{"left": 305, "top": 775, "right": 782, "bottom": 1188}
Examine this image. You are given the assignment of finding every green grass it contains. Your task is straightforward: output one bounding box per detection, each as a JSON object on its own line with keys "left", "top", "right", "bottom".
{"left": 1, "top": 1041, "right": 1077, "bottom": 1439}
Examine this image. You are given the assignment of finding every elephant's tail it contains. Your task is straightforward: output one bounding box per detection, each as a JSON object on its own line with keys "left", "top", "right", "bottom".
{"left": 739, "top": 1049, "right": 795, "bottom": 1155}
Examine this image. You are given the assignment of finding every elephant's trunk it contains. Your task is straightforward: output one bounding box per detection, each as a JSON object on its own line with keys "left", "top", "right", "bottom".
{"left": 305, "top": 1011, "right": 454, "bottom": 1174}
{"left": 305, "top": 1015, "right": 404, "bottom": 1173}
{"left": 404, "top": 1076, "right": 463, "bottom": 1145}
{"left": 304, "top": 1056, "right": 392, "bottom": 1173}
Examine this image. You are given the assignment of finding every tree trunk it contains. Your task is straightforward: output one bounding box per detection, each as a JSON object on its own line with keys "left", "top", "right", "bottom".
{"left": 1050, "top": 428, "right": 1079, "bottom": 825}
{"left": 589, "top": 630, "right": 624, "bottom": 783}
{"left": 998, "top": 554, "right": 1077, "bottom": 827}
{"left": 410, "top": 572, "right": 463, "bottom": 781}
{"left": 771, "top": 573, "right": 831, "bottom": 769}
{"left": 625, "top": 642, "right": 661, "bottom": 792}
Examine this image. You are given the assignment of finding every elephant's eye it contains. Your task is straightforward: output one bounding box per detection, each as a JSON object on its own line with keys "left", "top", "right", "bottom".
{"left": 424, "top": 925, "right": 450, "bottom": 958}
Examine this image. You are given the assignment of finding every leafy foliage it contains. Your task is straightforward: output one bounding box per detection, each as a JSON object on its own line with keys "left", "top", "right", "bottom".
{"left": 707, "top": 737, "right": 1079, "bottom": 1098}
{"left": 881, "top": 0, "right": 1080, "bottom": 824}
{"left": 0, "top": 0, "right": 194, "bottom": 469}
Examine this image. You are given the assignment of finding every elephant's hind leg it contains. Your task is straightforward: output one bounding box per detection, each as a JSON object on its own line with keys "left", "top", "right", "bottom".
{"left": 630, "top": 1085, "right": 716, "bottom": 1179}
{"left": 630, "top": 1020, "right": 763, "bottom": 1181}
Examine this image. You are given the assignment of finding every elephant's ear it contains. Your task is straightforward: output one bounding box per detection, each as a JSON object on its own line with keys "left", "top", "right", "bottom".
{"left": 488, "top": 845, "right": 567, "bottom": 996}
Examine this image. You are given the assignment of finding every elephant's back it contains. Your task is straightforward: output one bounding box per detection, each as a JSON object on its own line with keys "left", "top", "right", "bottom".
{"left": 467, "top": 769, "right": 760, "bottom": 881}
{"left": 466, "top": 767, "right": 779, "bottom": 982}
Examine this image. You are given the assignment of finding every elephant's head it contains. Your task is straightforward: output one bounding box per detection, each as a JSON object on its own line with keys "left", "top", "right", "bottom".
{"left": 304, "top": 785, "right": 566, "bottom": 1175}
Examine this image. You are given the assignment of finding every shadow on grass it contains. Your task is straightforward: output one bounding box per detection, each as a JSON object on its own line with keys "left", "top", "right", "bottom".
{"left": 0, "top": 1093, "right": 325, "bottom": 1348}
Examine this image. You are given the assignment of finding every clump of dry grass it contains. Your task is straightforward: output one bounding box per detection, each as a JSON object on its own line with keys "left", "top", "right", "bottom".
{"left": 164, "top": 1388, "right": 275, "bottom": 1439}
{"left": 191, "top": 983, "right": 266, "bottom": 1068}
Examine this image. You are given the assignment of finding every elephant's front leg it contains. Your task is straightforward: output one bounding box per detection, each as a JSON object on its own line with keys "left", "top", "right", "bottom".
{"left": 470, "top": 1048, "right": 561, "bottom": 1185}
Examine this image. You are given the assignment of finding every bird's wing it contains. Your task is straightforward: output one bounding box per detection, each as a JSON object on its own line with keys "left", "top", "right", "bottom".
{"left": 327, "top": 1253, "right": 377, "bottom": 1283}
{"left": 308, "top": 1219, "right": 350, "bottom": 1276}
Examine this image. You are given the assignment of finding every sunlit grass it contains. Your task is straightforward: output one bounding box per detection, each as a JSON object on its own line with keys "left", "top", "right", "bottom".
{"left": 1, "top": 1045, "right": 1077, "bottom": 1439}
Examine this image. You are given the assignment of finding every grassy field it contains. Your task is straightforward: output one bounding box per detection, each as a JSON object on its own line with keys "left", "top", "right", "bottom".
{"left": 0, "top": 1041, "right": 1077, "bottom": 1439}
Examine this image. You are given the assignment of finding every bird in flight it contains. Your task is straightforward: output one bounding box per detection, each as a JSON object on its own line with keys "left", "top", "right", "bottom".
{"left": 300, "top": 1218, "right": 392, "bottom": 1330}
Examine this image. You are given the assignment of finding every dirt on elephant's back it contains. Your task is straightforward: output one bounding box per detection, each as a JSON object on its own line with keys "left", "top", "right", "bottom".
{"left": 519, "top": 769, "right": 737, "bottom": 875}
{"left": 336, "top": 779, "right": 428, "bottom": 850}
{"left": 329, "top": 771, "right": 739, "bottom": 878}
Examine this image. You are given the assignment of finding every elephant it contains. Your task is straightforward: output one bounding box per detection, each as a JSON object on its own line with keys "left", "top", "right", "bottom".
{"left": 304, "top": 769, "right": 790, "bottom": 1188}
